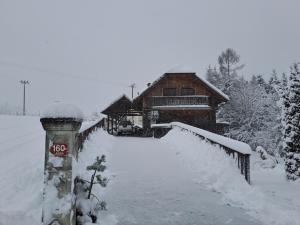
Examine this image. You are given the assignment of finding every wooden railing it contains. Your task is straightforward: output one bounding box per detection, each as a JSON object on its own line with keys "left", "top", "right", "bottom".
{"left": 147, "top": 96, "right": 210, "bottom": 108}
{"left": 151, "top": 122, "right": 251, "bottom": 184}
{"left": 77, "top": 118, "right": 104, "bottom": 150}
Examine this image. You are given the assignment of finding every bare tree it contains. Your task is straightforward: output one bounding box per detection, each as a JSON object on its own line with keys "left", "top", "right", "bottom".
{"left": 217, "top": 48, "right": 244, "bottom": 93}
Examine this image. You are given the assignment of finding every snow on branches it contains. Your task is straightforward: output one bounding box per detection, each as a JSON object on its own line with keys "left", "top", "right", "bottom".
{"left": 282, "top": 63, "right": 300, "bottom": 180}
{"left": 75, "top": 155, "right": 108, "bottom": 224}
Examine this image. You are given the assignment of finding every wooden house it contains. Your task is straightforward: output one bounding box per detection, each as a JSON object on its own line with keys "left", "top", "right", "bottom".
{"left": 133, "top": 71, "right": 229, "bottom": 134}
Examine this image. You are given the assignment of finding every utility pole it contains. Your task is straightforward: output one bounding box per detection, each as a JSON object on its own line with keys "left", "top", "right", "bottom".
{"left": 129, "top": 83, "right": 136, "bottom": 100}
{"left": 129, "top": 83, "right": 136, "bottom": 124}
{"left": 20, "top": 80, "right": 29, "bottom": 116}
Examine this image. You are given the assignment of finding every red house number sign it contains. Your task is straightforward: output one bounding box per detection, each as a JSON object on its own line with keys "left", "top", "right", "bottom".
{"left": 49, "top": 144, "right": 68, "bottom": 157}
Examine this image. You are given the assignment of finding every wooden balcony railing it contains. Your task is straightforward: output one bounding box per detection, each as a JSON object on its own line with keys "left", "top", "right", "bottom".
{"left": 146, "top": 96, "right": 210, "bottom": 108}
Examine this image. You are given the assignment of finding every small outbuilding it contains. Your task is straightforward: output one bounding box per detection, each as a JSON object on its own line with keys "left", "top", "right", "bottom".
{"left": 101, "top": 95, "right": 142, "bottom": 134}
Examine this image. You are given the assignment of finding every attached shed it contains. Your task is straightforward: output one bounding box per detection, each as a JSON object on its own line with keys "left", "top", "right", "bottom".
{"left": 101, "top": 95, "right": 142, "bottom": 134}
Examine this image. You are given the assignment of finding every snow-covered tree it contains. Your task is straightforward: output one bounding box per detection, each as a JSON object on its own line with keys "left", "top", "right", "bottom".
{"left": 207, "top": 50, "right": 282, "bottom": 157}
{"left": 268, "top": 70, "right": 281, "bottom": 94}
{"left": 219, "top": 78, "right": 277, "bottom": 150}
{"left": 251, "top": 75, "right": 268, "bottom": 90}
{"left": 206, "top": 65, "right": 222, "bottom": 89}
{"left": 75, "top": 155, "right": 108, "bottom": 224}
{"left": 283, "top": 63, "right": 300, "bottom": 180}
{"left": 268, "top": 71, "right": 289, "bottom": 156}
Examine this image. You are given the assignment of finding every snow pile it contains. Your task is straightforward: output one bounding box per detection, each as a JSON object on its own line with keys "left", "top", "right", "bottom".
{"left": 76, "top": 130, "right": 112, "bottom": 180}
{"left": 0, "top": 114, "right": 115, "bottom": 225}
{"left": 43, "top": 174, "right": 73, "bottom": 224}
{"left": 254, "top": 146, "right": 277, "bottom": 169}
{"left": 0, "top": 115, "right": 44, "bottom": 225}
{"left": 41, "top": 103, "right": 84, "bottom": 120}
{"left": 76, "top": 129, "right": 117, "bottom": 225}
{"left": 154, "top": 122, "right": 252, "bottom": 154}
{"left": 79, "top": 117, "right": 103, "bottom": 133}
{"left": 162, "top": 127, "right": 252, "bottom": 196}
{"left": 163, "top": 127, "right": 300, "bottom": 225}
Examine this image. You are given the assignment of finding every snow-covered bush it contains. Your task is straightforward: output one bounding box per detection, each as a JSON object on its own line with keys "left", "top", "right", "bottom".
{"left": 75, "top": 155, "right": 108, "bottom": 224}
{"left": 256, "top": 146, "right": 268, "bottom": 160}
{"left": 254, "top": 146, "right": 277, "bottom": 169}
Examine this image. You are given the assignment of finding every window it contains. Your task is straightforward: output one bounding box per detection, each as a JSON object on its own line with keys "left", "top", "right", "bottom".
{"left": 163, "top": 88, "right": 176, "bottom": 96}
{"left": 181, "top": 88, "right": 195, "bottom": 96}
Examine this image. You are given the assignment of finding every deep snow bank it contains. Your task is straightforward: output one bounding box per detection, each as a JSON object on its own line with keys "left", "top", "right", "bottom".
{"left": 0, "top": 115, "right": 111, "bottom": 225}
{"left": 0, "top": 115, "right": 44, "bottom": 225}
{"left": 76, "top": 129, "right": 118, "bottom": 225}
{"left": 162, "top": 127, "right": 300, "bottom": 225}
{"left": 153, "top": 122, "right": 251, "bottom": 154}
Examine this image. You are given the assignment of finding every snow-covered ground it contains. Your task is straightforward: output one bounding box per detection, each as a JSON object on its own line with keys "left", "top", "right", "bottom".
{"left": 163, "top": 128, "right": 300, "bottom": 225}
{"left": 0, "top": 115, "right": 44, "bottom": 225}
{"left": 98, "top": 135, "right": 260, "bottom": 225}
{"left": 0, "top": 115, "right": 300, "bottom": 225}
{"left": 0, "top": 115, "right": 103, "bottom": 225}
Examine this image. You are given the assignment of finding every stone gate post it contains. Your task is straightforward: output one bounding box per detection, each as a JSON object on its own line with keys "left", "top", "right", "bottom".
{"left": 40, "top": 104, "right": 83, "bottom": 225}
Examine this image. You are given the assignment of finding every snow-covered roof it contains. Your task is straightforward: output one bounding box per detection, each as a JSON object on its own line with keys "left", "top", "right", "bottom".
{"left": 166, "top": 65, "right": 195, "bottom": 73}
{"left": 168, "top": 66, "right": 230, "bottom": 100}
{"left": 79, "top": 117, "right": 104, "bottom": 133}
{"left": 135, "top": 69, "right": 229, "bottom": 102}
{"left": 197, "top": 76, "right": 229, "bottom": 101}
{"left": 107, "top": 94, "right": 132, "bottom": 107}
{"left": 151, "top": 122, "right": 251, "bottom": 154}
{"left": 101, "top": 94, "right": 132, "bottom": 115}
{"left": 41, "top": 103, "right": 84, "bottom": 120}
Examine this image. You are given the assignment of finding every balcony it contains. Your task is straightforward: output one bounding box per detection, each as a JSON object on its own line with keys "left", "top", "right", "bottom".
{"left": 146, "top": 96, "right": 211, "bottom": 109}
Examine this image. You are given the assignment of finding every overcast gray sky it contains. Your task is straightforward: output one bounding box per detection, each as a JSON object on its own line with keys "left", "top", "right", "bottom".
{"left": 0, "top": 0, "right": 299, "bottom": 115}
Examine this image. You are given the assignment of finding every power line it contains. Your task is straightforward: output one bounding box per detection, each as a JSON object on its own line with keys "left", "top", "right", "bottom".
{"left": 0, "top": 60, "right": 128, "bottom": 87}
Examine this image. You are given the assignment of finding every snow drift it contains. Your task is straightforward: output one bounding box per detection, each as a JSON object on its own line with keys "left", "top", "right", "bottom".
{"left": 162, "top": 127, "right": 300, "bottom": 225}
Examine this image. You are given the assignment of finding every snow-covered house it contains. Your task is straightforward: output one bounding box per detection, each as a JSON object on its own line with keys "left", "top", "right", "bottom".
{"left": 133, "top": 70, "right": 229, "bottom": 134}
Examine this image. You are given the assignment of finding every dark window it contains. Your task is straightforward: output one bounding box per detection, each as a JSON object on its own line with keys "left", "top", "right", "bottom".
{"left": 163, "top": 88, "right": 176, "bottom": 96}
{"left": 181, "top": 88, "right": 195, "bottom": 96}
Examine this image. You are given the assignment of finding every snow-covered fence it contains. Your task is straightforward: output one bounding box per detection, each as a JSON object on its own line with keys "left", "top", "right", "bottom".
{"left": 77, "top": 118, "right": 104, "bottom": 150}
{"left": 152, "top": 122, "right": 251, "bottom": 183}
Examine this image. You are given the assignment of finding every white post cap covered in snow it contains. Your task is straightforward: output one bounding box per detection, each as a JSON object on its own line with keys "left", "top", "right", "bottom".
{"left": 40, "top": 103, "right": 84, "bottom": 131}
{"left": 41, "top": 103, "right": 84, "bottom": 121}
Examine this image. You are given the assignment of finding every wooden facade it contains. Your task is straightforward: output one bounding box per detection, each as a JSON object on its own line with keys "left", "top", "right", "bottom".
{"left": 133, "top": 72, "right": 229, "bottom": 134}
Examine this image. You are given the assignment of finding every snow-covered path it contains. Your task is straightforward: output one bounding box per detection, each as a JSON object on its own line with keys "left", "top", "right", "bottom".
{"left": 101, "top": 136, "right": 260, "bottom": 225}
